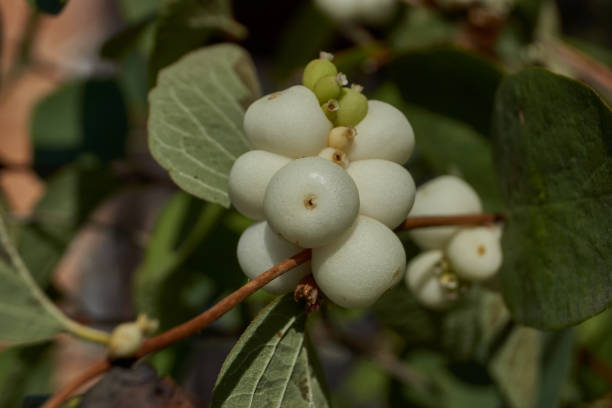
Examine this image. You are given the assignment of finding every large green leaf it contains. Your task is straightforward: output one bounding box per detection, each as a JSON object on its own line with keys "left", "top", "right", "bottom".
{"left": 384, "top": 47, "right": 503, "bottom": 136}
{"left": 212, "top": 295, "right": 330, "bottom": 407}
{"left": 149, "top": 0, "right": 247, "bottom": 85}
{"left": 493, "top": 68, "right": 612, "bottom": 329}
{"left": 0, "top": 344, "right": 52, "bottom": 408}
{"left": 31, "top": 79, "right": 128, "bottom": 172}
{"left": 148, "top": 43, "right": 259, "bottom": 207}
{"left": 0, "top": 261, "right": 62, "bottom": 346}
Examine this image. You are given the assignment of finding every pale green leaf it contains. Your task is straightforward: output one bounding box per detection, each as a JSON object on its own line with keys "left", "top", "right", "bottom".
{"left": 148, "top": 43, "right": 260, "bottom": 207}
{"left": 0, "top": 261, "right": 62, "bottom": 346}
{"left": 212, "top": 295, "right": 330, "bottom": 408}
{"left": 493, "top": 68, "right": 612, "bottom": 329}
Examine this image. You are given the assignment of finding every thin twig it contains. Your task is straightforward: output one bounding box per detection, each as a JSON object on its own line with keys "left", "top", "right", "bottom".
{"left": 395, "top": 213, "right": 505, "bottom": 231}
{"left": 42, "top": 249, "right": 312, "bottom": 408}
{"left": 43, "top": 212, "right": 505, "bottom": 407}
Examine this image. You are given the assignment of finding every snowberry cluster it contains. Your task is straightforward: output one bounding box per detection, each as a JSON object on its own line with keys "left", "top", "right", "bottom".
{"left": 230, "top": 53, "right": 416, "bottom": 308}
{"left": 404, "top": 175, "right": 503, "bottom": 309}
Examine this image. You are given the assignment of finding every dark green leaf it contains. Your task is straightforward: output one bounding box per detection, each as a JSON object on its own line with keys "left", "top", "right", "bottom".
{"left": 27, "top": 0, "right": 68, "bottom": 15}
{"left": 384, "top": 47, "right": 503, "bottom": 136}
{"left": 31, "top": 79, "right": 128, "bottom": 172}
{"left": 493, "top": 68, "right": 612, "bottom": 329}
{"left": 212, "top": 295, "right": 330, "bottom": 407}
{"left": 149, "top": 0, "right": 246, "bottom": 85}
{"left": 0, "top": 344, "right": 52, "bottom": 408}
{"left": 374, "top": 83, "right": 504, "bottom": 211}
{"left": 537, "top": 329, "right": 574, "bottom": 408}
{"left": 148, "top": 43, "right": 259, "bottom": 207}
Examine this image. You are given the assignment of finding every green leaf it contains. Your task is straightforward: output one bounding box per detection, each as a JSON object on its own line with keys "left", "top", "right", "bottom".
{"left": 27, "top": 0, "right": 68, "bottom": 15}
{"left": 148, "top": 43, "right": 260, "bottom": 207}
{"left": 149, "top": 0, "right": 247, "bottom": 85}
{"left": 384, "top": 47, "right": 503, "bottom": 136}
{"left": 493, "top": 68, "right": 612, "bottom": 329}
{"left": 489, "top": 327, "right": 542, "bottom": 408}
{"left": 537, "top": 329, "right": 574, "bottom": 408}
{"left": 0, "top": 344, "right": 52, "bottom": 408}
{"left": 0, "top": 260, "right": 63, "bottom": 346}
{"left": 374, "top": 83, "right": 504, "bottom": 211}
{"left": 212, "top": 295, "right": 330, "bottom": 407}
{"left": 31, "top": 79, "right": 128, "bottom": 171}
{"left": 134, "top": 192, "right": 225, "bottom": 328}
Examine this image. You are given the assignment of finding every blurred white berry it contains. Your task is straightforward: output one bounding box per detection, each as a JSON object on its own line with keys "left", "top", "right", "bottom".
{"left": 237, "top": 221, "right": 311, "bottom": 294}
{"left": 314, "top": 0, "right": 361, "bottom": 22}
{"left": 347, "top": 159, "right": 416, "bottom": 229}
{"left": 264, "top": 157, "right": 359, "bottom": 248}
{"left": 405, "top": 250, "right": 457, "bottom": 309}
{"left": 356, "top": 0, "right": 397, "bottom": 25}
{"left": 408, "top": 175, "right": 482, "bottom": 250}
{"left": 228, "top": 150, "right": 291, "bottom": 220}
{"left": 445, "top": 227, "right": 503, "bottom": 282}
{"left": 313, "top": 215, "right": 406, "bottom": 308}
{"left": 347, "top": 100, "right": 415, "bottom": 165}
{"left": 244, "top": 85, "right": 332, "bottom": 158}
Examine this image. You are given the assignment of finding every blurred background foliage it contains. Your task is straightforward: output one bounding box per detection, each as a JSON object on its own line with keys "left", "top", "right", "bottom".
{"left": 0, "top": 0, "right": 610, "bottom": 406}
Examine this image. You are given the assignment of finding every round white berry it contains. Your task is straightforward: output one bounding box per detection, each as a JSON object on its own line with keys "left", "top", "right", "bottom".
{"left": 347, "top": 100, "right": 415, "bottom": 165}
{"left": 356, "top": 0, "right": 396, "bottom": 25}
{"left": 405, "top": 250, "right": 456, "bottom": 309}
{"left": 312, "top": 215, "right": 406, "bottom": 308}
{"left": 244, "top": 85, "right": 332, "bottom": 158}
{"left": 264, "top": 157, "right": 359, "bottom": 248}
{"left": 237, "top": 221, "right": 311, "bottom": 294}
{"left": 228, "top": 150, "right": 291, "bottom": 220}
{"left": 445, "top": 227, "right": 502, "bottom": 282}
{"left": 347, "top": 159, "right": 416, "bottom": 229}
{"left": 314, "top": 0, "right": 361, "bottom": 22}
{"left": 408, "top": 175, "right": 482, "bottom": 250}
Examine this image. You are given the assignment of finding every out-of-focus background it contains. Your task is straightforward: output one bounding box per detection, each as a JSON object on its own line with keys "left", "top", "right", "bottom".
{"left": 0, "top": 0, "right": 610, "bottom": 407}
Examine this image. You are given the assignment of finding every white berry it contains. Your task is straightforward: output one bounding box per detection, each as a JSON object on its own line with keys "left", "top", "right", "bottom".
{"left": 405, "top": 250, "right": 456, "bottom": 309}
{"left": 244, "top": 85, "right": 332, "bottom": 158}
{"left": 314, "top": 0, "right": 361, "bottom": 22}
{"left": 228, "top": 150, "right": 291, "bottom": 220}
{"left": 237, "top": 221, "right": 311, "bottom": 294}
{"left": 347, "top": 100, "right": 415, "bottom": 165}
{"left": 347, "top": 159, "right": 416, "bottom": 229}
{"left": 312, "top": 215, "right": 406, "bottom": 308}
{"left": 408, "top": 175, "right": 482, "bottom": 250}
{"left": 264, "top": 157, "right": 359, "bottom": 248}
{"left": 356, "top": 0, "right": 396, "bottom": 25}
{"left": 445, "top": 227, "right": 503, "bottom": 282}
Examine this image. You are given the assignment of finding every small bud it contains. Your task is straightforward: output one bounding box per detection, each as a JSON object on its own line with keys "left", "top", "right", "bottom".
{"left": 136, "top": 314, "right": 159, "bottom": 334}
{"left": 337, "top": 72, "right": 348, "bottom": 86}
{"left": 350, "top": 83, "right": 364, "bottom": 93}
{"left": 303, "top": 58, "right": 338, "bottom": 90}
{"left": 318, "top": 147, "right": 349, "bottom": 168}
{"left": 328, "top": 126, "right": 356, "bottom": 150}
{"left": 320, "top": 51, "right": 334, "bottom": 60}
{"left": 108, "top": 322, "right": 143, "bottom": 359}
{"left": 321, "top": 99, "right": 339, "bottom": 122}
{"left": 336, "top": 88, "right": 368, "bottom": 126}
{"left": 313, "top": 75, "right": 342, "bottom": 104}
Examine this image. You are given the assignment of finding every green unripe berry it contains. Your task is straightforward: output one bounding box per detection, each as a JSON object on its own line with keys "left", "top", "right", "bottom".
{"left": 336, "top": 87, "right": 368, "bottom": 126}
{"left": 313, "top": 75, "right": 342, "bottom": 104}
{"left": 321, "top": 99, "right": 339, "bottom": 122}
{"left": 303, "top": 58, "right": 338, "bottom": 91}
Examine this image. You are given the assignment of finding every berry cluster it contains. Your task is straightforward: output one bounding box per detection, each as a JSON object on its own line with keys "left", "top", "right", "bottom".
{"left": 230, "top": 53, "right": 416, "bottom": 308}
{"left": 405, "top": 176, "right": 503, "bottom": 309}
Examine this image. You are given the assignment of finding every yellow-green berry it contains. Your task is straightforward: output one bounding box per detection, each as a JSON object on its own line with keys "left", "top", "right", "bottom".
{"left": 313, "top": 75, "right": 342, "bottom": 104}
{"left": 336, "top": 87, "right": 368, "bottom": 126}
{"left": 321, "top": 99, "right": 339, "bottom": 122}
{"left": 303, "top": 58, "right": 338, "bottom": 91}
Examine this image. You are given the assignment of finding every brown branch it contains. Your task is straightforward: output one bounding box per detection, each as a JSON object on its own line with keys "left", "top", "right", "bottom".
{"left": 42, "top": 249, "right": 311, "bottom": 408}
{"left": 395, "top": 213, "right": 505, "bottom": 231}
{"left": 44, "top": 212, "right": 505, "bottom": 408}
